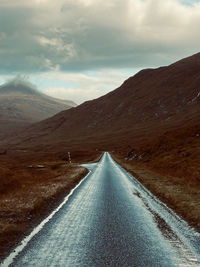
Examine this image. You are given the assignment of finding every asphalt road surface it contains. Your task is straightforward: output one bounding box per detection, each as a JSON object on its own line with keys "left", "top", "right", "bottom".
{"left": 2, "top": 153, "right": 200, "bottom": 267}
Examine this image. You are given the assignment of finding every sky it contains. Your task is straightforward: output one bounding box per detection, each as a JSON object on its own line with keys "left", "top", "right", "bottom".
{"left": 0, "top": 0, "right": 200, "bottom": 104}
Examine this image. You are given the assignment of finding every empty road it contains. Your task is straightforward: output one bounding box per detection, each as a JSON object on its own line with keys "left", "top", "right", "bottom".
{"left": 2, "top": 153, "right": 200, "bottom": 267}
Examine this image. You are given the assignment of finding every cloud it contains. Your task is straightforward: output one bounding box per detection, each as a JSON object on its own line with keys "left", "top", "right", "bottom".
{"left": 2, "top": 74, "right": 38, "bottom": 90}
{"left": 41, "top": 69, "right": 132, "bottom": 104}
{"left": 0, "top": 0, "right": 200, "bottom": 74}
{"left": 44, "top": 87, "right": 99, "bottom": 104}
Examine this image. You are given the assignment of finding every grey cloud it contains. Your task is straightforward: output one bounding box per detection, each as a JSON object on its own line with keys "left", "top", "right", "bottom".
{"left": 3, "top": 74, "right": 38, "bottom": 90}
{"left": 0, "top": 0, "right": 200, "bottom": 74}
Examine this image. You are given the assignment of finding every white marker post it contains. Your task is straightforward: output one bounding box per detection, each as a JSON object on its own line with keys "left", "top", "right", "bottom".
{"left": 68, "top": 152, "right": 71, "bottom": 163}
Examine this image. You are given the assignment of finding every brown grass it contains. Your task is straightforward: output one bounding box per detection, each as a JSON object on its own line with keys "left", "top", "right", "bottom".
{"left": 141, "top": 124, "right": 200, "bottom": 184}
{"left": 112, "top": 155, "right": 200, "bottom": 231}
{"left": 0, "top": 149, "right": 101, "bottom": 261}
{"left": 112, "top": 124, "right": 200, "bottom": 232}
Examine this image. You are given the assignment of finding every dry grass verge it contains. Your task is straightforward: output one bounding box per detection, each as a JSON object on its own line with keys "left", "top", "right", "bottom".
{"left": 112, "top": 154, "right": 200, "bottom": 232}
{"left": 0, "top": 150, "right": 101, "bottom": 261}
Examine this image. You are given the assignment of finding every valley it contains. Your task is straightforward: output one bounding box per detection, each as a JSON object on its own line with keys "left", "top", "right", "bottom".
{"left": 0, "top": 52, "right": 200, "bottom": 264}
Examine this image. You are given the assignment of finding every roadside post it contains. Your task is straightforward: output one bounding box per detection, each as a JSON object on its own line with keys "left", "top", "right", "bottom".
{"left": 68, "top": 152, "right": 71, "bottom": 163}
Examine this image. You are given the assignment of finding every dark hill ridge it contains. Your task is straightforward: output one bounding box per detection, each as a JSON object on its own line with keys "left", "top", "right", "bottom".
{"left": 3, "top": 52, "right": 200, "bottom": 150}
{"left": 0, "top": 79, "right": 76, "bottom": 138}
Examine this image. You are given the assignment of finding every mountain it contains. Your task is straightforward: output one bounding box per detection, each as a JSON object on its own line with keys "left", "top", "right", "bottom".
{"left": 2, "top": 52, "right": 200, "bottom": 151}
{"left": 0, "top": 79, "right": 76, "bottom": 138}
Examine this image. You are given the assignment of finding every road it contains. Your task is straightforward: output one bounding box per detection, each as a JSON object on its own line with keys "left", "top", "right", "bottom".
{"left": 2, "top": 152, "right": 200, "bottom": 267}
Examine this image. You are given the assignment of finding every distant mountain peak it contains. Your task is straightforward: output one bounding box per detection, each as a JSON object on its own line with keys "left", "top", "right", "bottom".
{"left": 0, "top": 78, "right": 77, "bottom": 137}
{"left": 0, "top": 78, "right": 40, "bottom": 96}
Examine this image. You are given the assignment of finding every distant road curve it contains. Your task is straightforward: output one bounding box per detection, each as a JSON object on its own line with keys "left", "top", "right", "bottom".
{"left": 2, "top": 152, "right": 200, "bottom": 267}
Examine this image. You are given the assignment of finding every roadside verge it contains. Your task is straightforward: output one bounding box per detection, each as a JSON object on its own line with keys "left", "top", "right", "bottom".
{"left": 112, "top": 153, "right": 200, "bottom": 233}
{"left": 0, "top": 164, "right": 88, "bottom": 261}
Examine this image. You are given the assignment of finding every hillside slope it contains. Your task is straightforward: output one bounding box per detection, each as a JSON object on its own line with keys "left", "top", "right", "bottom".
{"left": 2, "top": 52, "right": 200, "bottom": 150}
{"left": 0, "top": 79, "right": 76, "bottom": 137}
{"left": 112, "top": 121, "right": 200, "bottom": 231}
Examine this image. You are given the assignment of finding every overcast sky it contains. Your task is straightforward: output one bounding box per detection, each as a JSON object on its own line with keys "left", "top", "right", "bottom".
{"left": 0, "top": 0, "right": 200, "bottom": 103}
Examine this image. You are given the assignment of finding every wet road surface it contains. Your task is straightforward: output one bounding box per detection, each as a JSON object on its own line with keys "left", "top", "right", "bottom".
{"left": 2, "top": 153, "right": 200, "bottom": 266}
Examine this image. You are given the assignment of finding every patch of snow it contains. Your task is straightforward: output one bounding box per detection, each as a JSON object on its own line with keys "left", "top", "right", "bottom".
{"left": 37, "top": 165, "right": 45, "bottom": 168}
